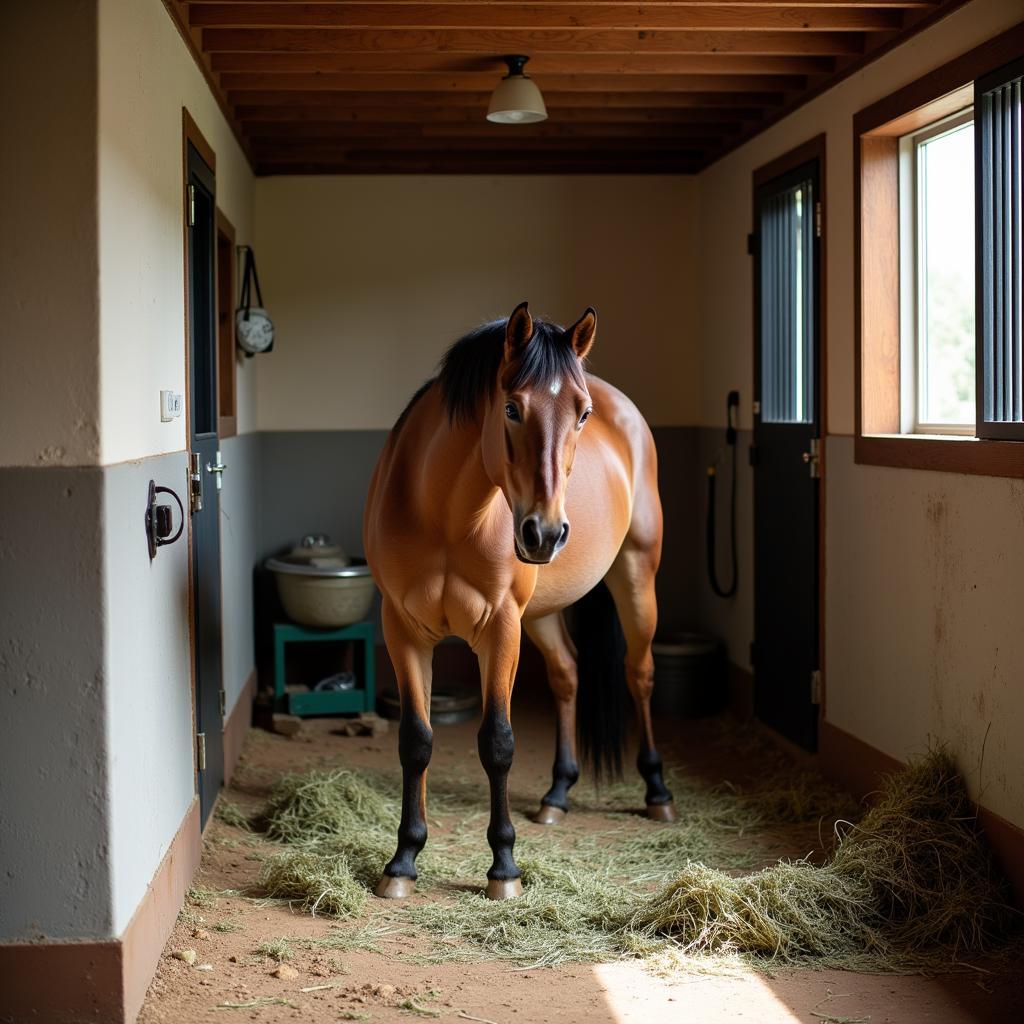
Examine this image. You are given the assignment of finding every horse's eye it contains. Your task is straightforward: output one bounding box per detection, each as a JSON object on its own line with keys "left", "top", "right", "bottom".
{"left": 505, "top": 403, "right": 520, "bottom": 422}
{"left": 578, "top": 408, "right": 592, "bottom": 427}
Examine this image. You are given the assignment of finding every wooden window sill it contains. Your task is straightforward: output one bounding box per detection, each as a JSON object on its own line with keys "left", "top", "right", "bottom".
{"left": 855, "top": 433, "right": 1024, "bottom": 478}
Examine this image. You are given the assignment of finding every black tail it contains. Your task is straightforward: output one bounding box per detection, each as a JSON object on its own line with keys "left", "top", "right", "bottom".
{"left": 570, "top": 581, "right": 628, "bottom": 780}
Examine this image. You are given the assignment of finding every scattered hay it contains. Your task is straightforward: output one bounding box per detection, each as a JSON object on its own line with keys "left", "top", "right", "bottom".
{"left": 258, "top": 848, "right": 368, "bottom": 918}
{"left": 254, "top": 937, "right": 293, "bottom": 962}
{"left": 248, "top": 744, "right": 1013, "bottom": 973}
{"left": 215, "top": 997, "right": 295, "bottom": 1011}
{"left": 626, "top": 750, "right": 1013, "bottom": 967}
{"left": 215, "top": 799, "right": 255, "bottom": 832}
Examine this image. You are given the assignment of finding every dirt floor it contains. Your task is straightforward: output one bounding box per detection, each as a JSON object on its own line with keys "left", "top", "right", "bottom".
{"left": 138, "top": 692, "right": 1024, "bottom": 1024}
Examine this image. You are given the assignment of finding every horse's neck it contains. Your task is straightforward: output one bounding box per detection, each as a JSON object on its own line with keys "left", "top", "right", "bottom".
{"left": 422, "top": 417, "right": 504, "bottom": 541}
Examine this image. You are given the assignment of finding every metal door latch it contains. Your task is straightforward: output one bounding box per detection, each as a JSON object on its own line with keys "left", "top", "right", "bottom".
{"left": 802, "top": 438, "right": 821, "bottom": 478}
{"left": 207, "top": 450, "right": 227, "bottom": 491}
{"left": 189, "top": 452, "right": 204, "bottom": 513}
{"left": 810, "top": 670, "right": 822, "bottom": 705}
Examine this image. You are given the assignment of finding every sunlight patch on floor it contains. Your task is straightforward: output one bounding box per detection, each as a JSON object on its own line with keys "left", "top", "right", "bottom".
{"left": 591, "top": 961, "right": 803, "bottom": 1024}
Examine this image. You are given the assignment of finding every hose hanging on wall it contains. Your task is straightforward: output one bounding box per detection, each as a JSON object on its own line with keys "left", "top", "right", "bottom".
{"left": 706, "top": 390, "right": 739, "bottom": 599}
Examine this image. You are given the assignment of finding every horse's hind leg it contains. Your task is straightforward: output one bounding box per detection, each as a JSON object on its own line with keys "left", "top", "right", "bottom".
{"left": 376, "top": 599, "right": 434, "bottom": 899}
{"left": 604, "top": 547, "right": 676, "bottom": 821}
{"left": 524, "top": 613, "right": 579, "bottom": 825}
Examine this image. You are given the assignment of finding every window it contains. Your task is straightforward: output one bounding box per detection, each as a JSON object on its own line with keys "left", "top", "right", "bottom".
{"left": 854, "top": 26, "right": 1024, "bottom": 478}
{"left": 900, "top": 109, "right": 976, "bottom": 434}
{"left": 976, "top": 57, "right": 1024, "bottom": 440}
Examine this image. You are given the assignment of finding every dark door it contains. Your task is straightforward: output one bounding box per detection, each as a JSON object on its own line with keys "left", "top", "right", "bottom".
{"left": 186, "top": 142, "right": 225, "bottom": 823}
{"left": 752, "top": 156, "right": 822, "bottom": 752}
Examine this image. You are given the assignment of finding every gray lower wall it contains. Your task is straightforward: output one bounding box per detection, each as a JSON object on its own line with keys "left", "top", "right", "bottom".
{"left": 0, "top": 467, "right": 112, "bottom": 940}
{"left": 694, "top": 427, "right": 755, "bottom": 671}
{"left": 258, "top": 426, "right": 704, "bottom": 633}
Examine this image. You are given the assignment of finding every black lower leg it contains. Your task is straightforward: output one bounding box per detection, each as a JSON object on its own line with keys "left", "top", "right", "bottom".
{"left": 384, "top": 712, "right": 433, "bottom": 879}
{"left": 637, "top": 746, "right": 672, "bottom": 806}
{"left": 541, "top": 738, "right": 580, "bottom": 811}
{"left": 478, "top": 707, "right": 520, "bottom": 881}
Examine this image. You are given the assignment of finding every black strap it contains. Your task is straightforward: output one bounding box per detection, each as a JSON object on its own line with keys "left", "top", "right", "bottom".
{"left": 238, "top": 247, "right": 264, "bottom": 319}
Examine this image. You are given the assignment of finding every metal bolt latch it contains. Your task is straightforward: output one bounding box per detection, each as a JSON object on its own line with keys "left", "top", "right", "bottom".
{"left": 802, "top": 438, "right": 821, "bottom": 478}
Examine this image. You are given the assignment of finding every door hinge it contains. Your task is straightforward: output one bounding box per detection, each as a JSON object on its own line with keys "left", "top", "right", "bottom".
{"left": 810, "top": 670, "right": 822, "bottom": 705}
{"left": 187, "top": 183, "right": 195, "bottom": 228}
{"left": 814, "top": 201, "right": 822, "bottom": 238}
{"left": 189, "top": 452, "right": 204, "bottom": 514}
{"left": 197, "top": 731, "right": 207, "bottom": 771}
{"left": 747, "top": 232, "right": 758, "bottom": 256}
{"left": 802, "top": 437, "right": 821, "bottom": 479}
{"left": 220, "top": 689, "right": 227, "bottom": 720}
{"left": 752, "top": 400, "right": 761, "bottom": 418}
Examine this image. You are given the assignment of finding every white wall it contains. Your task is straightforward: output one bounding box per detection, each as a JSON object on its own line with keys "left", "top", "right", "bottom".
{"left": 0, "top": 1, "right": 100, "bottom": 468}
{"left": 254, "top": 175, "right": 700, "bottom": 431}
{"left": 98, "top": 0, "right": 257, "bottom": 466}
{"left": 96, "top": 0, "right": 260, "bottom": 934}
{"left": 694, "top": 0, "right": 1024, "bottom": 827}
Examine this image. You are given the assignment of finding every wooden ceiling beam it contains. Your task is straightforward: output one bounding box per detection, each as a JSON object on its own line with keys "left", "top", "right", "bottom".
{"left": 235, "top": 103, "right": 768, "bottom": 122}
{"left": 189, "top": 4, "right": 900, "bottom": 31}
{"left": 250, "top": 138, "right": 710, "bottom": 154}
{"left": 221, "top": 72, "right": 808, "bottom": 91}
{"left": 228, "top": 88, "right": 788, "bottom": 107}
{"left": 244, "top": 121, "right": 739, "bottom": 139}
{"left": 253, "top": 157, "right": 705, "bottom": 176}
{"left": 201, "top": 28, "right": 866, "bottom": 56}
{"left": 210, "top": 52, "right": 834, "bottom": 74}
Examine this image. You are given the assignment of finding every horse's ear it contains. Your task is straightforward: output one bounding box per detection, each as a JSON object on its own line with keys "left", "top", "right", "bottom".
{"left": 567, "top": 307, "right": 597, "bottom": 360}
{"left": 504, "top": 301, "right": 534, "bottom": 362}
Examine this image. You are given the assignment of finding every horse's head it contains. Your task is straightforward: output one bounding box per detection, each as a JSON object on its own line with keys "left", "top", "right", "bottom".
{"left": 484, "top": 301, "right": 596, "bottom": 565}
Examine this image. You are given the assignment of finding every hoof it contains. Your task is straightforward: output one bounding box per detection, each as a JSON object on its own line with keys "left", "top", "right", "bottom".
{"left": 375, "top": 875, "right": 416, "bottom": 899}
{"left": 647, "top": 801, "right": 677, "bottom": 823}
{"left": 485, "top": 877, "right": 523, "bottom": 901}
{"left": 533, "top": 804, "right": 566, "bottom": 826}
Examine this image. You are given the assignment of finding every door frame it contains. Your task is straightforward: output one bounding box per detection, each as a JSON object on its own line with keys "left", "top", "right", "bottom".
{"left": 751, "top": 133, "right": 829, "bottom": 734}
{"left": 182, "top": 108, "right": 225, "bottom": 820}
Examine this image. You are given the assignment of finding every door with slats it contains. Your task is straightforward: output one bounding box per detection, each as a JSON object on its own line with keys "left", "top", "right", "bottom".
{"left": 752, "top": 155, "right": 822, "bottom": 752}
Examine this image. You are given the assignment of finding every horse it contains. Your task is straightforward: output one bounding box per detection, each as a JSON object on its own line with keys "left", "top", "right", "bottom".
{"left": 363, "top": 302, "right": 675, "bottom": 901}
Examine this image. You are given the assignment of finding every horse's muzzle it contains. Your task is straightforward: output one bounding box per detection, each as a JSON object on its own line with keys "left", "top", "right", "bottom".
{"left": 515, "top": 515, "right": 570, "bottom": 564}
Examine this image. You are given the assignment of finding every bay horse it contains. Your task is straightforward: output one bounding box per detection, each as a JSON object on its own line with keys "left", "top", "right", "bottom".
{"left": 363, "top": 302, "right": 675, "bottom": 901}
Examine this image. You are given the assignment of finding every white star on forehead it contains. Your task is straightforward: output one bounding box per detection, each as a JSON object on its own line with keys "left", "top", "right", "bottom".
{"left": 550, "top": 379, "right": 562, "bottom": 396}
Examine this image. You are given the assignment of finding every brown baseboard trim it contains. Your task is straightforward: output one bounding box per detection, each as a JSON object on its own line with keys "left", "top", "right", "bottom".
{"left": 0, "top": 799, "right": 201, "bottom": 1023}
{"left": 727, "top": 661, "right": 754, "bottom": 722}
{"left": 820, "top": 720, "right": 1024, "bottom": 907}
{"left": 0, "top": 939, "right": 123, "bottom": 1022}
{"left": 121, "top": 797, "right": 201, "bottom": 1022}
{"left": 223, "top": 668, "right": 256, "bottom": 785}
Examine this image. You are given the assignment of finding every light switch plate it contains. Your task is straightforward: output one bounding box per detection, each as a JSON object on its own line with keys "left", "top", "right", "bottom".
{"left": 160, "top": 390, "right": 183, "bottom": 422}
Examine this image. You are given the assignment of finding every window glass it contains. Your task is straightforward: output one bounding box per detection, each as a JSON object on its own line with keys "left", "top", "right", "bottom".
{"left": 915, "top": 118, "right": 976, "bottom": 428}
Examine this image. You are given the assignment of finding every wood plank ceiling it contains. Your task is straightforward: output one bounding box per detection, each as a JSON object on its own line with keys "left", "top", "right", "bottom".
{"left": 165, "top": 0, "right": 962, "bottom": 174}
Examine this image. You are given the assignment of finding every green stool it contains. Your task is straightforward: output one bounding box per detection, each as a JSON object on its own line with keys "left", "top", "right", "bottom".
{"left": 272, "top": 620, "right": 376, "bottom": 717}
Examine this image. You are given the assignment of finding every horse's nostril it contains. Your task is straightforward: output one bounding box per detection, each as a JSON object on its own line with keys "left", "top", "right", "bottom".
{"left": 521, "top": 517, "right": 541, "bottom": 551}
{"left": 559, "top": 522, "right": 570, "bottom": 546}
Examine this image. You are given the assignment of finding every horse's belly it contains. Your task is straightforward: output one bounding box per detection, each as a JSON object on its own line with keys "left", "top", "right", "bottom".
{"left": 525, "top": 486, "right": 628, "bottom": 619}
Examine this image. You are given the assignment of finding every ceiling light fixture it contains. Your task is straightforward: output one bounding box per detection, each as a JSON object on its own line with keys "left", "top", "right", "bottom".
{"left": 486, "top": 55, "right": 548, "bottom": 125}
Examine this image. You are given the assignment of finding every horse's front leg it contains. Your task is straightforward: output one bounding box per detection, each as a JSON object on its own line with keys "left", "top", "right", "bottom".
{"left": 376, "top": 599, "right": 434, "bottom": 899}
{"left": 475, "top": 606, "right": 523, "bottom": 900}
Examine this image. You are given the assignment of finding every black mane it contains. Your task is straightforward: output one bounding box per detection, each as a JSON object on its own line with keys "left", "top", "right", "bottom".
{"left": 439, "top": 316, "right": 583, "bottom": 424}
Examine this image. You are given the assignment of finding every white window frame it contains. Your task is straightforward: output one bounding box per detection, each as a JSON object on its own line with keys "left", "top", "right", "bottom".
{"left": 898, "top": 106, "right": 976, "bottom": 436}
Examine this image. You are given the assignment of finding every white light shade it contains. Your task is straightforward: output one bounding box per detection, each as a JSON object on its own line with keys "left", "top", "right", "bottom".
{"left": 487, "top": 74, "right": 548, "bottom": 124}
